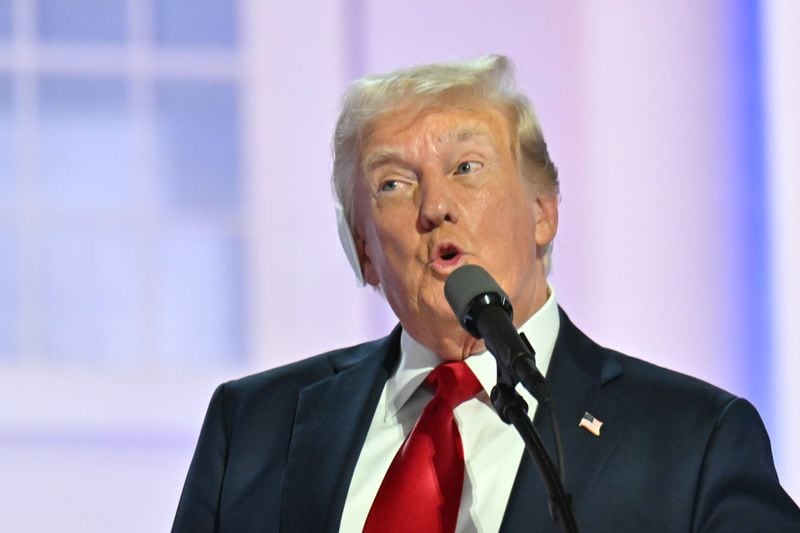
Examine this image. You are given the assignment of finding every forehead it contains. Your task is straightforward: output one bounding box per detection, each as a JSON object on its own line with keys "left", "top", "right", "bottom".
{"left": 361, "top": 101, "right": 514, "bottom": 159}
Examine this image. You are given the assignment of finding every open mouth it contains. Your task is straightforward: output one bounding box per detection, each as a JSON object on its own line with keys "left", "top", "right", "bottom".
{"left": 440, "top": 247, "right": 458, "bottom": 261}
{"left": 431, "top": 242, "right": 464, "bottom": 270}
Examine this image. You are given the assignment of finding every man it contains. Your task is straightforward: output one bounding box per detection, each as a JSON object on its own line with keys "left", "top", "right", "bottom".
{"left": 173, "top": 56, "right": 800, "bottom": 532}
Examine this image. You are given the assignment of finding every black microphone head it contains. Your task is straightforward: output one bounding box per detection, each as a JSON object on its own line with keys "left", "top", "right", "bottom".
{"left": 444, "top": 264, "right": 513, "bottom": 338}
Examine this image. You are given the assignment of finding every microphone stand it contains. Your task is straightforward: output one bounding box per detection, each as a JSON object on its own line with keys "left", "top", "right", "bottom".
{"left": 442, "top": 264, "right": 577, "bottom": 530}
{"left": 490, "top": 341, "right": 579, "bottom": 533}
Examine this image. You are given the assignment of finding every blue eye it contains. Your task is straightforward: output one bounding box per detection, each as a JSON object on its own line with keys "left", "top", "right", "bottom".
{"left": 380, "top": 179, "right": 400, "bottom": 192}
{"left": 455, "top": 161, "right": 481, "bottom": 175}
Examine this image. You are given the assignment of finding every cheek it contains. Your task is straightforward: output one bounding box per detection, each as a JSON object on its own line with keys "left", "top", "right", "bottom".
{"left": 371, "top": 201, "right": 420, "bottom": 246}
{"left": 465, "top": 189, "right": 499, "bottom": 226}
{"left": 475, "top": 186, "right": 533, "bottom": 229}
{"left": 364, "top": 214, "right": 421, "bottom": 279}
{"left": 485, "top": 193, "right": 539, "bottom": 257}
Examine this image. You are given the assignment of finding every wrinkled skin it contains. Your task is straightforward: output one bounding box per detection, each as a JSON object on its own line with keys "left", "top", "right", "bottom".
{"left": 353, "top": 101, "right": 558, "bottom": 361}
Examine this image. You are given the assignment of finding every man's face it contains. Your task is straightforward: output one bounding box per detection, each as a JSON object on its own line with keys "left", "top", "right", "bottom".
{"left": 353, "top": 101, "right": 557, "bottom": 360}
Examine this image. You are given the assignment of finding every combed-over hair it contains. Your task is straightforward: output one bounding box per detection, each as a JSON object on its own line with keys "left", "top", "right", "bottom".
{"left": 332, "top": 54, "right": 559, "bottom": 272}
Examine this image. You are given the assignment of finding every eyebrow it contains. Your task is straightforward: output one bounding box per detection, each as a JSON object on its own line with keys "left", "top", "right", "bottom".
{"left": 363, "top": 149, "right": 407, "bottom": 174}
{"left": 443, "top": 125, "right": 494, "bottom": 145}
{"left": 363, "top": 126, "right": 495, "bottom": 174}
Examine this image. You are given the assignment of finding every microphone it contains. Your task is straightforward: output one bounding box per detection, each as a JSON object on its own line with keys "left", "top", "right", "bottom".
{"left": 445, "top": 265, "right": 578, "bottom": 533}
{"left": 444, "top": 264, "right": 549, "bottom": 403}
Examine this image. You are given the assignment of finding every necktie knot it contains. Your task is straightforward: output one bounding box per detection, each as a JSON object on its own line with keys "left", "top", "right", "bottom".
{"left": 424, "top": 361, "right": 483, "bottom": 408}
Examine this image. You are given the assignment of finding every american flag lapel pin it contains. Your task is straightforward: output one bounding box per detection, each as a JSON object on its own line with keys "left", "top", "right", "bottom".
{"left": 579, "top": 412, "right": 603, "bottom": 436}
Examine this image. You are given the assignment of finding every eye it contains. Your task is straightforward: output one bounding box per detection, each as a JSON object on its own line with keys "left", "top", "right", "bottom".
{"left": 455, "top": 161, "right": 483, "bottom": 175}
{"left": 373, "top": 170, "right": 415, "bottom": 194}
{"left": 379, "top": 179, "right": 402, "bottom": 192}
{"left": 378, "top": 178, "right": 409, "bottom": 192}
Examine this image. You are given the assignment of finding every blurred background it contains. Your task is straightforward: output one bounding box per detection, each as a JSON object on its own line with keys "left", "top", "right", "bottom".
{"left": 0, "top": 0, "right": 797, "bottom": 530}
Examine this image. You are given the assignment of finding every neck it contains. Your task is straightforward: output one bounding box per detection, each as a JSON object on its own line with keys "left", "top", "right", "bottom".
{"left": 407, "top": 283, "right": 549, "bottom": 363}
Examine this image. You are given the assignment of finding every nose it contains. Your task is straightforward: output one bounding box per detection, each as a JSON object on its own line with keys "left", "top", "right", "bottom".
{"left": 417, "top": 177, "right": 458, "bottom": 232}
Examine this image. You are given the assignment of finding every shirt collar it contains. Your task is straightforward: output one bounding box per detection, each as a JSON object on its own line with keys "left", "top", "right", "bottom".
{"left": 385, "top": 285, "right": 560, "bottom": 419}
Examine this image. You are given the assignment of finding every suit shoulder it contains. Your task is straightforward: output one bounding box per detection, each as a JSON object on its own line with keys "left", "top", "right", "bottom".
{"left": 219, "top": 331, "right": 397, "bottom": 404}
{"left": 615, "top": 349, "right": 735, "bottom": 400}
{"left": 558, "top": 309, "right": 738, "bottom": 411}
{"left": 599, "top": 347, "right": 742, "bottom": 428}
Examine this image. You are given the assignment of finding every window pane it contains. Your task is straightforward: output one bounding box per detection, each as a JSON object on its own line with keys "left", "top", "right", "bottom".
{"left": 0, "top": 230, "right": 19, "bottom": 358}
{"left": 155, "top": 79, "right": 240, "bottom": 210}
{"left": 0, "top": 76, "right": 13, "bottom": 204}
{"left": 154, "top": 0, "right": 237, "bottom": 48}
{"left": 42, "top": 227, "right": 141, "bottom": 364}
{"left": 157, "top": 226, "right": 245, "bottom": 366}
{"left": 37, "top": 0, "right": 127, "bottom": 43}
{"left": 38, "top": 75, "right": 133, "bottom": 213}
{"left": 0, "top": 1, "right": 12, "bottom": 40}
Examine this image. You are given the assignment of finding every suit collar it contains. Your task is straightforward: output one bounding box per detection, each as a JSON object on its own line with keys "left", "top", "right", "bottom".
{"left": 326, "top": 325, "right": 402, "bottom": 372}
{"left": 279, "top": 326, "right": 401, "bottom": 532}
{"left": 552, "top": 307, "right": 623, "bottom": 386}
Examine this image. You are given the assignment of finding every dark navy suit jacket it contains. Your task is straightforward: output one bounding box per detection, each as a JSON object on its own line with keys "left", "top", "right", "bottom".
{"left": 173, "top": 309, "right": 800, "bottom": 532}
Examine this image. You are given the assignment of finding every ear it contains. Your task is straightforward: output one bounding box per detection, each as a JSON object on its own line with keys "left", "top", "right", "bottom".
{"left": 534, "top": 192, "right": 559, "bottom": 247}
{"left": 355, "top": 229, "right": 381, "bottom": 287}
{"left": 335, "top": 200, "right": 367, "bottom": 286}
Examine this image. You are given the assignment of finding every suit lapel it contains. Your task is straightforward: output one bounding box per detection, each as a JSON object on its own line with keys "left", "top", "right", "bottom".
{"left": 279, "top": 328, "right": 401, "bottom": 532}
{"left": 501, "top": 309, "right": 627, "bottom": 531}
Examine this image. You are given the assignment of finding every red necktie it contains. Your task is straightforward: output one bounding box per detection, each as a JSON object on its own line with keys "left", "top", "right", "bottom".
{"left": 364, "top": 361, "right": 483, "bottom": 533}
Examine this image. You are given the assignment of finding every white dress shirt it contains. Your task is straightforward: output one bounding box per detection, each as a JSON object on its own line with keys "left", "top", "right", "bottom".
{"left": 339, "top": 287, "right": 560, "bottom": 532}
